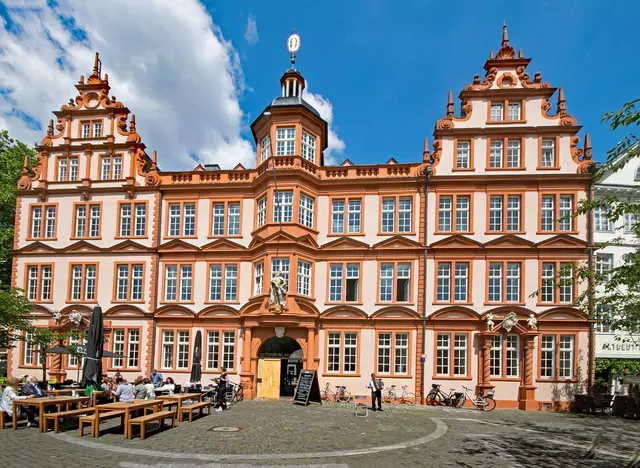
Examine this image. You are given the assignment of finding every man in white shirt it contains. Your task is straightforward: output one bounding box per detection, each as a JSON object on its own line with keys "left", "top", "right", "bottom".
{"left": 366, "top": 373, "right": 383, "bottom": 411}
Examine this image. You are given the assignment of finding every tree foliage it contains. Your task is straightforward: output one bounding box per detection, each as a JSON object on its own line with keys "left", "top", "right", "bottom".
{"left": 575, "top": 99, "right": 640, "bottom": 335}
{"left": 0, "top": 129, "right": 36, "bottom": 286}
{"left": 0, "top": 286, "right": 34, "bottom": 349}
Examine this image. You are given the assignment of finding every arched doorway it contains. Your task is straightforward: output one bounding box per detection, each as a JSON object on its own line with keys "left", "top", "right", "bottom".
{"left": 257, "top": 336, "right": 303, "bottom": 398}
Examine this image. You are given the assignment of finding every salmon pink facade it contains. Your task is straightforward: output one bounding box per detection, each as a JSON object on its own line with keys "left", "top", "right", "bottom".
{"left": 8, "top": 28, "right": 595, "bottom": 409}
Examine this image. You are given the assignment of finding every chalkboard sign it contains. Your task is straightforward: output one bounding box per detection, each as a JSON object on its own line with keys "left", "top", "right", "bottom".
{"left": 292, "top": 369, "right": 321, "bottom": 406}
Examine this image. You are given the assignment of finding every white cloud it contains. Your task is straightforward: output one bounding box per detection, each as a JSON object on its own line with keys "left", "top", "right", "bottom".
{"left": 302, "top": 87, "right": 346, "bottom": 166}
{"left": 244, "top": 14, "right": 258, "bottom": 46}
{"left": 0, "top": 0, "right": 255, "bottom": 170}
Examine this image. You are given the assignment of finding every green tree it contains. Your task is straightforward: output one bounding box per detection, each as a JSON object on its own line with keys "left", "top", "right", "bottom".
{"left": 0, "top": 129, "right": 36, "bottom": 286}
{"left": 575, "top": 99, "right": 640, "bottom": 334}
{"left": 0, "top": 286, "right": 34, "bottom": 349}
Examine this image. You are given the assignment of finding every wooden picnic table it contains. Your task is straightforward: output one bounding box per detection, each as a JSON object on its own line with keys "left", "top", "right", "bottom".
{"left": 156, "top": 393, "right": 203, "bottom": 422}
{"left": 94, "top": 400, "right": 162, "bottom": 439}
{"left": 43, "top": 389, "right": 74, "bottom": 396}
{"left": 13, "top": 396, "right": 90, "bottom": 432}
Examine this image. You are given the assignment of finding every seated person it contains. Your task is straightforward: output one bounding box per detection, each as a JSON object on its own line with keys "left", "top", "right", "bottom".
{"left": 1, "top": 377, "right": 31, "bottom": 426}
{"left": 155, "top": 377, "right": 175, "bottom": 394}
{"left": 133, "top": 377, "right": 147, "bottom": 400}
{"left": 143, "top": 378, "right": 155, "bottom": 399}
{"left": 20, "top": 376, "right": 44, "bottom": 398}
{"left": 112, "top": 377, "right": 135, "bottom": 402}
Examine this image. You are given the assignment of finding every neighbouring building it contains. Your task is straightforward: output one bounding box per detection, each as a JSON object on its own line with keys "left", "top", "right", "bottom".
{"left": 594, "top": 144, "right": 640, "bottom": 394}
{"left": 8, "top": 27, "right": 596, "bottom": 409}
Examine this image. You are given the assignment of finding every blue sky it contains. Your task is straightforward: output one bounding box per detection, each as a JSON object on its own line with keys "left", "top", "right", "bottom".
{"left": 211, "top": 0, "right": 639, "bottom": 164}
{"left": 0, "top": 0, "right": 638, "bottom": 168}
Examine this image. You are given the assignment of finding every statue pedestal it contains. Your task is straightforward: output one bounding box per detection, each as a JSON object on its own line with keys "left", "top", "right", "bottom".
{"left": 269, "top": 304, "right": 287, "bottom": 314}
{"left": 518, "top": 385, "right": 537, "bottom": 411}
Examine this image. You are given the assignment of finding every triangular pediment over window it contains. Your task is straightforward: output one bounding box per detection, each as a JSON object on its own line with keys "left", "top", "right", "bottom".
{"left": 321, "top": 236, "right": 370, "bottom": 250}
{"left": 61, "top": 240, "right": 102, "bottom": 254}
{"left": 535, "top": 234, "right": 588, "bottom": 249}
{"left": 201, "top": 238, "right": 246, "bottom": 252}
{"left": 430, "top": 235, "right": 483, "bottom": 249}
{"left": 484, "top": 234, "right": 535, "bottom": 249}
{"left": 109, "top": 240, "right": 154, "bottom": 253}
{"left": 248, "top": 230, "right": 319, "bottom": 249}
{"left": 16, "top": 241, "right": 58, "bottom": 255}
{"left": 373, "top": 236, "right": 424, "bottom": 250}
{"left": 157, "top": 239, "right": 199, "bottom": 253}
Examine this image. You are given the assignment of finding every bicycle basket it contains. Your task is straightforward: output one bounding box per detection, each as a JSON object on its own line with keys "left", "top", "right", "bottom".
{"left": 454, "top": 392, "right": 464, "bottom": 398}
{"left": 431, "top": 383, "right": 440, "bottom": 389}
{"left": 340, "top": 386, "right": 346, "bottom": 390}
{"left": 486, "top": 390, "right": 495, "bottom": 397}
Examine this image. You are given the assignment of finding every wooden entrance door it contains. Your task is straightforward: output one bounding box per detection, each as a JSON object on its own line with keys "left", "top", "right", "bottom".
{"left": 258, "top": 358, "right": 281, "bottom": 398}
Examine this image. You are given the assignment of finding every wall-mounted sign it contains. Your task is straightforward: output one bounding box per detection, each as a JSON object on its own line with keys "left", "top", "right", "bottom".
{"left": 596, "top": 334, "right": 640, "bottom": 359}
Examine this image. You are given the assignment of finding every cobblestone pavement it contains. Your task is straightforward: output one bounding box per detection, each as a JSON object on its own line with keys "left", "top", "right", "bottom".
{"left": 1, "top": 400, "right": 638, "bottom": 468}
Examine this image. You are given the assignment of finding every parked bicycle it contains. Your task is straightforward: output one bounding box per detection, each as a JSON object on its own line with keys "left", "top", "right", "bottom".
{"left": 226, "top": 381, "right": 244, "bottom": 404}
{"left": 457, "top": 385, "right": 496, "bottom": 411}
{"left": 383, "top": 385, "right": 416, "bottom": 405}
{"left": 321, "top": 383, "right": 352, "bottom": 402}
{"left": 426, "top": 384, "right": 465, "bottom": 407}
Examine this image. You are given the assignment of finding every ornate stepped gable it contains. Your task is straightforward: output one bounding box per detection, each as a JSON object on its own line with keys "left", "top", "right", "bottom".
{"left": 427, "top": 25, "right": 594, "bottom": 174}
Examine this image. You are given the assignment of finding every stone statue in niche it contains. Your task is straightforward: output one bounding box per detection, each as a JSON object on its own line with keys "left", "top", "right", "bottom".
{"left": 486, "top": 313, "right": 495, "bottom": 331}
{"left": 269, "top": 270, "right": 287, "bottom": 313}
{"left": 502, "top": 312, "right": 518, "bottom": 332}
{"left": 527, "top": 314, "right": 538, "bottom": 330}
{"left": 275, "top": 327, "right": 286, "bottom": 338}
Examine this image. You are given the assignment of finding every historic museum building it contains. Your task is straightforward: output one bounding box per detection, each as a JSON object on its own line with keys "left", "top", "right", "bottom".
{"left": 7, "top": 27, "right": 595, "bottom": 409}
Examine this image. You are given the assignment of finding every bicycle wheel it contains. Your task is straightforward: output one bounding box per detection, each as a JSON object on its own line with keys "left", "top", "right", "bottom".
{"left": 236, "top": 386, "right": 244, "bottom": 402}
{"left": 382, "top": 391, "right": 392, "bottom": 404}
{"left": 482, "top": 396, "right": 496, "bottom": 411}
{"left": 426, "top": 390, "right": 438, "bottom": 406}
{"left": 337, "top": 391, "right": 352, "bottom": 403}
{"left": 455, "top": 395, "right": 466, "bottom": 408}
{"left": 402, "top": 393, "right": 416, "bottom": 405}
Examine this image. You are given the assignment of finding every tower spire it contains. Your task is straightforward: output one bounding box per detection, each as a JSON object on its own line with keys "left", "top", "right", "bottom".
{"left": 495, "top": 23, "right": 515, "bottom": 59}
{"left": 502, "top": 23, "right": 509, "bottom": 47}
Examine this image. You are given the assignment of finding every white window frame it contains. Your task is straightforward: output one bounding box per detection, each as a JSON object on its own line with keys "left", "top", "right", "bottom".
{"left": 275, "top": 127, "right": 295, "bottom": 156}
{"left": 541, "top": 139, "right": 555, "bottom": 167}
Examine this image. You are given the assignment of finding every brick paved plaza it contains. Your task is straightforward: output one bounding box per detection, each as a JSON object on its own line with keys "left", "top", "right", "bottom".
{"left": 1, "top": 400, "right": 638, "bottom": 468}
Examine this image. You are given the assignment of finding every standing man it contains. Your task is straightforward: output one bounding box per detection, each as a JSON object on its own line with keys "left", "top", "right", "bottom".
{"left": 150, "top": 368, "right": 163, "bottom": 388}
{"left": 367, "top": 373, "right": 383, "bottom": 412}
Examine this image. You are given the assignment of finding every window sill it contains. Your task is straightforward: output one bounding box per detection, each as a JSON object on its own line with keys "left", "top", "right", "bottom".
{"left": 431, "top": 376, "right": 473, "bottom": 381}
{"left": 536, "top": 166, "right": 561, "bottom": 171}
{"left": 484, "top": 302, "right": 526, "bottom": 307}
{"left": 203, "top": 300, "right": 241, "bottom": 305}
{"left": 321, "top": 373, "right": 361, "bottom": 378}
{"left": 106, "top": 367, "right": 142, "bottom": 373}
{"left": 536, "top": 378, "right": 578, "bottom": 384}
{"left": 17, "top": 365, "right": 42, "bottom": 369}
{"left": 452, "top": 168, "right": 476, "bottom": 172}
{"left": 25, "top": 237, "right": 58, "bottom": 242}
{"left": 375, "top": 302, "right": 415, "bottom": 307}
{"left": 48, "top": 180, "right": 81, "bottom": 184}
{"left": 536, "top": 230, "right": 579, "bottom": 235}
{"left": 325, "top": 301, "right": 364, "bottom": 306}
{"left": 490, "top": 377, "right": 521, "bottom": 382}
{"left": 377, "top": 231, "right": 417, "bottom": 236}
{"left": 326, "top": 233, "right": 366, "bottom": 237}
{"left": 485, "top": 120, "right": 527, "bottom": 125}
{"left": 159, "top": 301, "right": 195, "bottom": 305}
{"left": 536, "top": 301, "right": 575, "bottom": 307}
{"left": 206, "top": 235, "right": 244, "bottom": 239}
{"left": 164, "top": 235, "right": 198, "bottom": 240}
{"left": 484, "top": 231, "right": 526, "bottom": 235}
{"left": 114, "top": 236, "right": 149, "bottom": 240}
{"left": 70, "top": 237, "right": 102, "bottom": 241}
{"left": 96, "top": 178, "right": 125, "bottom": 182}
{"left": 434, "top": 231, "right": 475, "bottom": 236}
{"left": 112, "top": 299, "right": 146, "bottom": 304}
{"left": 66, "top": 300, "right": 98, "bottom": 304}
{"left": 29, "top": 300, "right": 54, "bottom": 304}
{"left": 485, "top": 167, "right": 527, "bottom": 171}
{"left": 433, "top": 302, "right": 473, "bottom": 306}
{"left": 374, "top": 374, "right": 413, "bottom": 379}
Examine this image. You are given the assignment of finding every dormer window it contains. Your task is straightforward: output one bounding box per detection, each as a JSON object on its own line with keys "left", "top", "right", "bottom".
{"left": 490, "top": 103, "right": 503, "bottom": 122}
{"left": 301, "top": 131, "right": 316, "bottom": 162}
{"left": 507, "top": 102, "right": 521, "bottom": 121}
{"left": 260, "top": 135, "right": 271, "bottom": 162}
{"left": 276, "top": 128, "right": 295, "bottom": 156}
{"left": 488, "top": 100, "right": 524, "bottom": 123}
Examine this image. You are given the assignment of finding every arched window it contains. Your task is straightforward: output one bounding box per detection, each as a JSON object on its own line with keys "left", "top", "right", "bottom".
{"left": 635, "top": 165, "right": 640, "bottom": 182}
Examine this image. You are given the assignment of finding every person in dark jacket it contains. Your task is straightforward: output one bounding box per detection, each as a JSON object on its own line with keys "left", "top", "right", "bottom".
{"left": 19, "top": 376, "right": 43, "bottom": 427}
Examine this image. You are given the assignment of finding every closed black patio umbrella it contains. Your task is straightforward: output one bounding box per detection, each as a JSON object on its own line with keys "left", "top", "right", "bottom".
{"left": 81, "top": 305, "right": 103, "bottom": 388}
{"left": 190, "top": 330, "right": 202, "bottom": 383}
{"left": 46, "top": 346, "right": 73, "bottom": 355}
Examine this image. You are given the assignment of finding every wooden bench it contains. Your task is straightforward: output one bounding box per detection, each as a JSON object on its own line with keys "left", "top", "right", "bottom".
{"left": 128, "top": 410, "right": 175, "bottom": 440}
{"left": 181, "top": 401, "right": 212, "bottom": 422}
{"left": 44, "top": 407, "right": 94, "bottom": 433}
{"left": 79, "top": 410, "right": 125, "bottom": 437}
{"left": 162, "top": 400, "right": 179, "bottom": 415}
{"left": 91, "top": 391, "right": 116, "bottom": 407}
{"left": 0, "top": 411, "right": 8, "bottom": 429}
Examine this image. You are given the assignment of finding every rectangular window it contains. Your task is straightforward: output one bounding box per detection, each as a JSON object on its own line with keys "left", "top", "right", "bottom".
{"left": 254, "top": 261, "right": 264, "bottom": 295}
{"left": 507, "top": 102, "right": 521, "bottom": 121}
{"left": 297, "top": 260, "right": 311, "bottom": 296}
{"left": 273, "top": 191, "right": 294, "bottom": 223}
{"left": 165, "top": 266, "right": 177, "bottom": 301}
{"left": 454, "top": 263, "right": 469, "bottom": 302}
{"left": 271, "top": 258, "right": 290, "bottom": 293}
{"left": 437, "top": 195, "right": 471, "bottom": 233}
{"left": 490, "top": 103, "right": 504, "bottom": 122}
{"left": 119, "top": 204, "right": 131, "bottom": 237}
{"left": 376, "top": 331, "right": 409, "bottom": 375}
{"left": 328, "top": 263, "right": 359, "bottom": 303}
{"left": 209, "top": 265, "right": 222, "bottom": 301}
{"left": 490, "top": 335, "right": 501, "bottom": 377}
{"left": 112, "top": 329, "right": 125, "bottom": 368}
{"left": 488, "top": 196, "right": 502, "bottom": 232}
{"left": 343, "top": 332, "right": 357, "bottom": 373}
{"left": 119, "top": 202, "right": 146, "bottom": 237}
{"left": 225, "top": 264, "right": 238, "bottom": 302}
{"left": 68, "top": 334, "right": 82, "bottom": 368}
{"left": 488, "top": 194, "right": 521, "bottom": 232}
{"left": 455, "top": 196, "right": 470, "bottom": 232}
{"left": 127, "top": 329, "right": 140, "bottom": 368}
{"left": 489, "top": 141, "right": 503, "bottom": 168}
{"left": 180, "top": 265, "right": 192, "bottom": 302}
{"left": 541, "top": 139, "right": 555, "bottom": 167}
{"left": 69, "top": 158, "right": 78, "bottom": 181}
{"left": 113, "top": 156, "right": 122, "bottom": 179}
{"left": 56, "top": 157, "right": 79, "bottom": 181}
{"left": 348, "top": 199, "right": 362, "bottom": 233}
{"left": 228, "top": 202, "right": 240, "bottom": 235}
{"left": 456, "top": 140, "right": 471, "bottom": 169}
{"left": 177, "top": 330, "right": 190, "bottom": 370}
{"left": 559, "top": 335, "right": 574, "bottom": 379}
{"left": 162, "top": 330, "right": 174, "bottom": 369}
{"left": 559, "top": 263, "right": 573, "bottom": 303}
{"left": 167, "top": 202, "right": 196, "bottom": 237}
{"left": 30, "top": 206, "right": 42, "bottom": 238}
{"left": 395, "top": 332, "right": 409, "bottom": 374}
{"left": 379, "top": 264, "right": 393, "bottom": 302}
{"left": 541, "top": 195, "right": 554, "bottom": 231}
{"left": 506, "top": 140, "right": 521, "bottom": 168}
{"left": 540, "top": 335, "right": 555, "bottom": 378}
{"left": 29, "top": 204, "right": 56, "bottom": 239}
{"left": 381, "top": 198, "right": 395, "bottom": 233}
{"left": 275, "top": 127, "right": 295, "bottom": 156}
{"left": 327, "top": 332, "right": 341, "bottom": 373}
{"left": 488, "top": 262, "right": 502, "bottom": 302}
{"left": 329, "top": 264, "right": 343, "bottom": 302}
{"left": 381, "top": 196, "right": 412, "bottom": 233}
{"left": 82, "top": 122, "right": 91, "bottom": 138}
{"left": 114, "top": 263, "right": 144, "bottom": 301}
{"left": 346, "top": 264, "right": 360, "bottom": 302}
{"left": 74, "top": 203, "right": 101, "bottom": 238}
{"left": 596, "top": 253, "right": 614, "bottom": 281}
{"left": 117, "top": 265, "right": 129, "bottom": 301}
{"left": 438, "top": 196, "right": 452, "bottom": 232}
{"left": 624, "top": 213, "right": 636, "bottom": 233}
{"left": 101, "top": 157, "right": 111, "bottom": 180}
{"left": 506, "top": 263, "right": 521, "bottom": 302}
{"left": 164, "top": 264, "right": 193, "bottom": 302}
{"left": 260, "top": 135, "right": 271, "bottom": 162}
{"left": 299, "top": 193, "right": 314, "bottom": 228}
{"left": 398, "top": 197, "right": 412, "bottom": 233}
{"left": 206, "top": 331, "right": 219, "bottom": 370}
{"left": 212, "top": 203, "right": 225, "bottom": 236}
{"left": 541, "top": 262, "right": 555, "bottom": 303}
{"left": 559, "top": 196, "right": 572, "bottom": 231}
{"left": 23, "top": 330, "right": 39, "bottom": 366}
{"left": 379, "top": 262, "right": 411, "bottom": 303}
{"left": 436, "top": 333, "right": 450, "bottom": 376}
{"left": 211, "top": 201, "right": 241, "bottom": 236}
{"left": 69, "top": 264, "right": 97, "bottom": 302}
{"left": 222, "top": 331, "right": 235, "bottom": 369}
{"left": 257, "top": 196, "right": 267, "bottom": 228}
{"left": 506, "top": 195, "right": 521, "bottom": 231}
{"left": 436, "top": 262, "right": 451, "bottom": 302}
{"left": 26, "top": 265, "right": 53, "bottom": 302}
{"left": 377, "top": 333, "right": 391, "bottom": 374}
{"left": 331, "top": 200, "right": 345, "bottom": 234}
{"left": 453, "top": 333, "right": 468, "bottom": 376}
{"left": 301, "top": 131, "right": 316, "bottom": 162}
{"left": 488, "top": 262, "right": 521, "bottom": 303}
{"left": 541, "top": 194, "right": 574, "bottom": 232}
{"left": 594, "top": 206, "right": 614, "bottom": 232}
{"left": 505, "top": 335, "right": 520, "bottom": 377}
{"left": 57, "top": 158, "right": 67, "bottom": 181}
